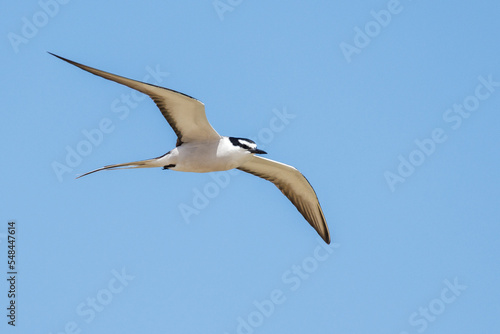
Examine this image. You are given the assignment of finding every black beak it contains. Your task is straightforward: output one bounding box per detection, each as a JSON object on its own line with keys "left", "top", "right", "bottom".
{"left": 251, "top": 148, "right": 267, "bottom": 154}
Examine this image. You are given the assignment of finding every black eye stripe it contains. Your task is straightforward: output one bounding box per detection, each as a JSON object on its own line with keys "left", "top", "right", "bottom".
{"left": 229, "top": 137, "right": 256, "bottom": 150}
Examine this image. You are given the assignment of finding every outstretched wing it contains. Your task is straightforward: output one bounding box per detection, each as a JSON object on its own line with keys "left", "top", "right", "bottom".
{"left": 238, "top": 155, "right": 331, "bottom": 244}
{"left": 50, "top": 53, "right": 220, "bottom": 145}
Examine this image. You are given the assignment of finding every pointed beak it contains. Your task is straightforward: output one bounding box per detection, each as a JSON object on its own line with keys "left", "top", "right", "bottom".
{"left": 251, "top": 148, "right": 267, "bottom": 154}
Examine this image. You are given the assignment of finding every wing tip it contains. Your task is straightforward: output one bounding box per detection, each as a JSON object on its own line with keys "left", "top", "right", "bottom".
{"left": 48, "top": 52, "right": 80, "bottom": 67}
{"left": 48, "top": 51, "right": 65, "bottom": 61}
{"left": 320, "top": 218, "right": 331, "bottom": 245}
{"left": 317, "top": 219, "right": 331, "bottom": 244}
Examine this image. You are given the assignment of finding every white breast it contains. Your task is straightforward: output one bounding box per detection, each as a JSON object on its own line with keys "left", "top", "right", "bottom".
{"left": 168, "top": 137, "right": 250, "bottom": 173}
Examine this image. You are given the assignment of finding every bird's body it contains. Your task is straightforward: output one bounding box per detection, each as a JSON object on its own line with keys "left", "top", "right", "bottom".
{"left": 51, "top": 53, "right": 331, "bottom": 244}
{"left": 155, "top": 137, "right": 257, "bottom": 173}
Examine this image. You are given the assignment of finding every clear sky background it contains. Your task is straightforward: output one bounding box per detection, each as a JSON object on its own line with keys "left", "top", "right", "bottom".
{"left": 1, "top": 1, "right": 500, "bottom": 333}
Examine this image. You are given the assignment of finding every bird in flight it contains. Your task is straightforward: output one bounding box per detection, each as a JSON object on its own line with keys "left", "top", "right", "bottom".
{"left": 50, "top": 53, "right": 331, "bottom": 244}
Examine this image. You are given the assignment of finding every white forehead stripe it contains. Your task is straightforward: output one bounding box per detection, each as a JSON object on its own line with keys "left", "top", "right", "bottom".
{"left": 239, "top": 139, "right": 256, "bottom": 149}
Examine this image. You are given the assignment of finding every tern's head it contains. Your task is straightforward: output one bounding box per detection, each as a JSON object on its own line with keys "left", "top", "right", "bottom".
{"left": 228, "top": 137, "right": 267, "bottom": 154}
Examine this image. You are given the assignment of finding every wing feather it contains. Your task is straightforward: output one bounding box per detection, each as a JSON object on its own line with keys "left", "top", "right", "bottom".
{"left": 50, "top": 53, "right": 220, "bottom": 144}
{"left": 238, "top": 155, "right": 331, "bottom": 244}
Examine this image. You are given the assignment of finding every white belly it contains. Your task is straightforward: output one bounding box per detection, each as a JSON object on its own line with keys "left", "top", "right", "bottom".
{"left": 164, "top": 139, "right": 250, "bottom": 173}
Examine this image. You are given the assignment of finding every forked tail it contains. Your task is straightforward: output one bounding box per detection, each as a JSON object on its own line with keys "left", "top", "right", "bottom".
{"left": 76, "top": 158, "right": 160, "bottom": 179}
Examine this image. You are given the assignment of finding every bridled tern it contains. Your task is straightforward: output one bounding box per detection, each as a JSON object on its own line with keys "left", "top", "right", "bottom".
{"left": 50, "top": 53, "right": 331, "bottom": 244}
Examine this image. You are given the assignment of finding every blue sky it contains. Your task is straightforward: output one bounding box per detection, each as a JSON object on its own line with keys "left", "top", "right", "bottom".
{"left": 1, "top": 1, "right": 500, "bottom": 333}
